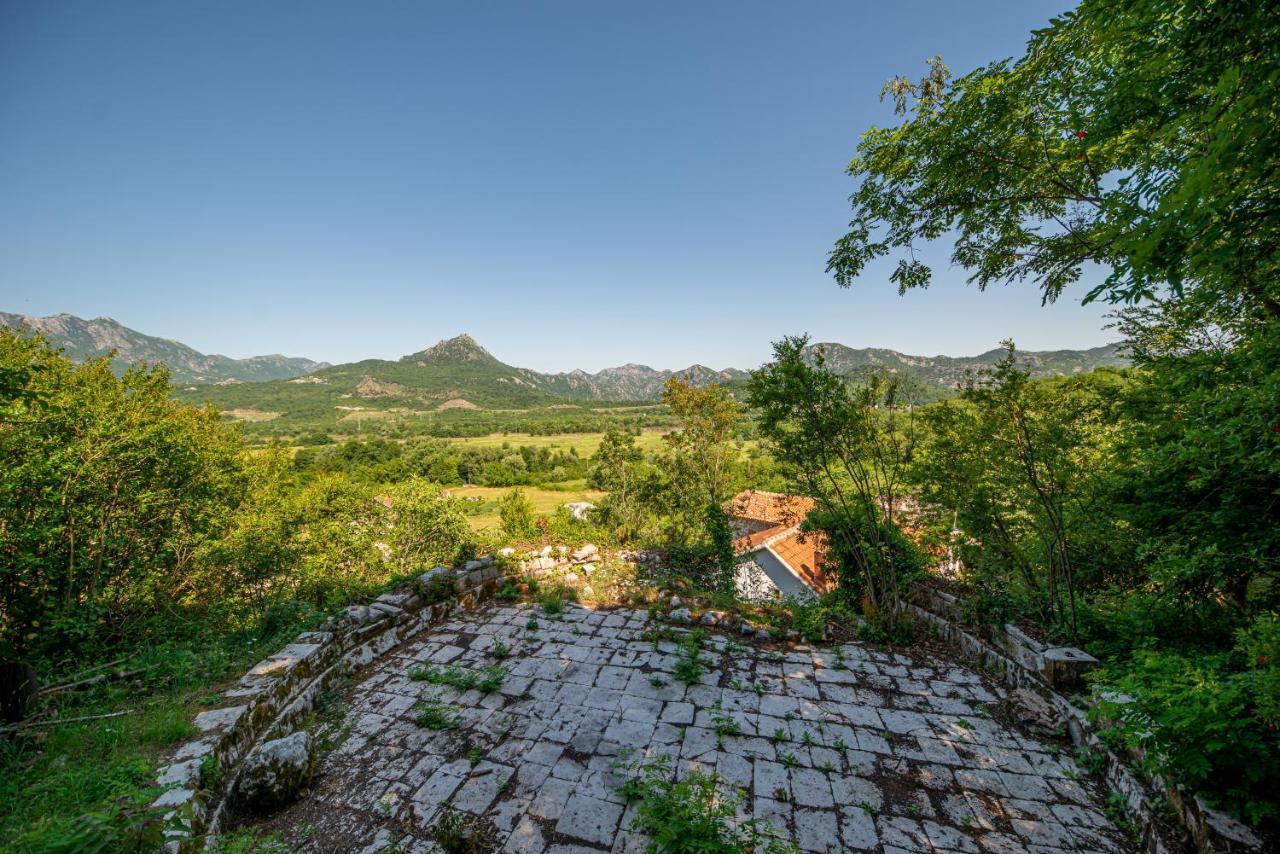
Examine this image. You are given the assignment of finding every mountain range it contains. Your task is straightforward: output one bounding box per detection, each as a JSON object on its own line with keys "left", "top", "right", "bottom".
{"left": 0, "top": 313, "right": 329, "bottom": 384}
{"left": 3, "top": 313, "right": 1128, "bottom": 416}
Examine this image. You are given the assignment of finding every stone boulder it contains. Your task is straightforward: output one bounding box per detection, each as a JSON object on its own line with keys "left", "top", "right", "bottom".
{"left": 235, "top": 732, "right": 315, "bottom": 812}
{"left": 1007, "top": 688, "right": 1064, "bottom": 737}
{"left": 668, "top": 608, "right": 692, "bottom": 624}
{"left": 1040, "top": 646, "right": 1099, "bottom": 690}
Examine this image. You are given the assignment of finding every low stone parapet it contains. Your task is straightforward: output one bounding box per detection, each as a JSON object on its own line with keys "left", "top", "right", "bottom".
{"left": 905, "top": 582, "right": 1263, "bottom": 854}
{"left": 149, "top": 544, "right": 650, "bottom": 851}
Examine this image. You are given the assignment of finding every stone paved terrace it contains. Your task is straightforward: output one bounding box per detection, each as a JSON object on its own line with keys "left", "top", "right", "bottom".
{"left": 242, "top": 602, "right": 1136, "bottom": 853}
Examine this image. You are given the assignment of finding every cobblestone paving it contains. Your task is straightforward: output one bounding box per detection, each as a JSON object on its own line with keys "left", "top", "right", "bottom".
{"left": 257, "top": 602, "right": 1134, "bottom": 853}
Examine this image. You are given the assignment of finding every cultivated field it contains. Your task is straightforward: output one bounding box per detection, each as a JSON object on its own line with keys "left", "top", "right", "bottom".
{"left": 446, "top": 484, "right": 607, "bottom": 531}
{"left": 445, "top": 428, "right": 670, "bottom": 457}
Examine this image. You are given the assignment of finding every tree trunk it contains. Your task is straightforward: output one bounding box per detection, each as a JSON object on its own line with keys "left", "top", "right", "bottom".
{"left": 1, "top": 661, "right": 38, "bottom": 724}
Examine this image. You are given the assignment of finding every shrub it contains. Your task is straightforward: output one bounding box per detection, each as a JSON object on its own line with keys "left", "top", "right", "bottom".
{"left": 0, "top": 332, "right": 246, "bottom": 665}
{"left": 387, "top": 478, "right": 471, "bottom": 575}
{"left": 803, "top": 507, "right": 925, "bottom": 607}
{"left": 498, "top": 488, "right": 538, "bottom": 542}
{"left": 1089, "top": 628, "right": 1280, "bottom": 828}
{"left": 414, "top": 700, "right": 462, "bottom": 730}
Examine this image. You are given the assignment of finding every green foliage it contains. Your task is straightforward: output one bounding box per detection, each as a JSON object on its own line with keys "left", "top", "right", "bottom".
{"left": 588, "top": 427, "right": 646, "bottom": 541}
{"left": 703, "top": 503, "right": 736, "bottom": 595}
{"left": 198, "top": 753, "right": 224, "bottom": 793}
{"left": 661, "top": 378, "right": 740, "bottom": 508}
{"left": 828, "top": 0, "right": 1280, "bottom": 323}
{"left": 428, "top": 808, "right": 499, "bottom": 854}
{"left": 616, "top": 756, "right": 796, "bottom": 854}
{"left": 497, "top": 488, "right": 538, "bottom": 543}
{"left": 0, "top": 606, "right": 325, "bottom": 850}
{"left": 1090, "top": 627, "right": 1280, "bottom": 826}
{"left": 747, "top": 335, "right": 919, "bottom": 625}
{"left": 803, "top": 507, "right": 924, "bottom": 609}
{"left": 824, "top": 1, "right": 1280, "bottom": 826}
{"left": 408, "top": 664, "right": 505, "bottom": 694}
{"left": 292, "top": 434, "right": 596, "bottom": 489}
{"left": 0, "top": 331, "right": 246, "bottom": 662}
{"left": 414, "top": 700, "right": 462, "bottom": 730}
{"left": 673, "top": 630, "right": 709, "bottom": 685}
{"left": 911, "top": 345, "right": 1133, "bottom": 637}
{"left": 385, "top": 479, "right": 472, "bottom": 574}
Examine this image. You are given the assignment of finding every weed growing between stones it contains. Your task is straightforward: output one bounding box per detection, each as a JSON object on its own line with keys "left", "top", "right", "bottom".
{"left": 711, "top": 711, "right": 741, "bottom": 746}
{"left": 417, "top": 572, "right": 458, "bottom": 606}
{"left": 414, "top": 700, "right": 462, "bottom": 731}
{"left": 427, "top": 807, "right": 499, "bottom": 854}
{"left": 673, "top": 628, "right": 711, "bottom": 685}
{"left": 199, "top": 754, "right": 224, "bottom": 792}
{"left": 208, "top": 827, "right": 291, "bottom": 853}
{"left": 408, "top": 664, "right": 506, "bottom": 694}
{"left": 1104, "top": 790, "right": 1143, "bottom": 845}
{"left": 614, "top": 755, "right": 798, "bottom": 853}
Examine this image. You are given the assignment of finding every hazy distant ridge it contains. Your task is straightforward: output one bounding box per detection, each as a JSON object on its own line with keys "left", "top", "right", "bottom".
{"left": 0, "top": 312, "right": 330, "bottom": 384}
{"left": 6, "top": 314, "right": 1127, "bottom": 407}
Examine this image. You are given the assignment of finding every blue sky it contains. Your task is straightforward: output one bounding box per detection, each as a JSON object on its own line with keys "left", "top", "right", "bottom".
{"left": 0, "top": 1, "right": 1113, "bottom": 373}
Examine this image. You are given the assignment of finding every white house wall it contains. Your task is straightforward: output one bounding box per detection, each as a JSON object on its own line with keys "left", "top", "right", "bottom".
{"left": 734, "top": 550, "right": 816, "bottom": 602}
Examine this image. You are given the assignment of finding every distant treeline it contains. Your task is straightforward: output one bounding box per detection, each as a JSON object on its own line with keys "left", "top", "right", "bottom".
{"left": 293, "top": 436, "right": 593, "bottom": 487}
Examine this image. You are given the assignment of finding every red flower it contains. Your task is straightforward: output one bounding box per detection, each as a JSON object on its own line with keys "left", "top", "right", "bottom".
{"left": 1076, "top": 151, "right": 1085, "bottom": 159}
{"left": 1076, "top": 130, "right": 1087, "bottom": 139}
{"left": 1259, "top": 656, "right": 1270, "bottom": 665}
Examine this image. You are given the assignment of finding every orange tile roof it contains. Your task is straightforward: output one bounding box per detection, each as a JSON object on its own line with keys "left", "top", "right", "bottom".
{"left": 770, "top": 529, "right": 834, "bottom": 595}
{"left": 728, "top": 490, "right": 816, "bottom": 528}
{"left": 728, "top": 490, "right": 835, "bottom": 595}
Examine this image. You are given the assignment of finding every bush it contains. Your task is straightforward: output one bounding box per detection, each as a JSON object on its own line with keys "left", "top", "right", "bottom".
{"left": 0, "top": 332, "right": 246, "bottom": 664}
{"left": 803, "top": 507, "right": 925, "bottom": 607}
{"left": 386, "top": 478, "right": 471, "bottom": 574}
{"left": 1089, "top": 619, "right": 1280, "bottom": 828}
{"left": 498, "top": 488, "right": 538, "bottom": 543}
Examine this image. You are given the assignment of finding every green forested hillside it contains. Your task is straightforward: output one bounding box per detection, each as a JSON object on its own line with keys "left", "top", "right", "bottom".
{"left": 174, "top": 331, "right": 1128, "bottom": 432}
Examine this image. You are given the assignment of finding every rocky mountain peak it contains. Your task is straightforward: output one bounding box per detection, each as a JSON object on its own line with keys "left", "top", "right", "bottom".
{"left": 402, "top": 333, "right": 498, "bottom": 365}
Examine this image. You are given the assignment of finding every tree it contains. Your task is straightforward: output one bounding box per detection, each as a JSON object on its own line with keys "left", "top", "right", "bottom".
{"left": 746, "top": 336, "right": 919, "bottom": 625}
{"left": 912, "top": 345, "right": 1132, "bottom": 638}
{"left": 589, "top": 428, "right": 645, "bottom": 540}
{"left": 704, "top": 502, "right": 737, "bottom": 594}
{"left": 661, "top": 378, "right": 740, "bottom": 508}
{"left": 827, "top": 0, "right": 1280, "bottom": 323}
{"left": 498, "top": 488, "right": 538, "bottom": 543}
{"left": 388, "top": 478, "right": 471, "bottom": 571}
{"left": 289, "top": 474, "right": 386, "bottom": 608}
{"left": 824, "top": 0, "right": 1280, "bottom": 823}
{"left": 0, "top": 331, "right": 246, "bottom": 665}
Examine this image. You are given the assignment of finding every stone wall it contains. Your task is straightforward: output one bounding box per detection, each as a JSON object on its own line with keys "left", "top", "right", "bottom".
{"left": 153, "top": 549, "right": 1265, "bottom": 854}
{"left": 905, "top": 585, "right": 1265, "bottom": 854}
{"left": 151, "top": 544, "right": 637, "bottom": 851}
{"left": 151, "top": 560, "right": 497, "bottom": 849}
